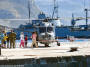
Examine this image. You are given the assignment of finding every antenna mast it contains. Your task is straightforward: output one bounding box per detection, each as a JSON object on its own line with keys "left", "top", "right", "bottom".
{"left": 71, "top": 13, "right": 75, "bottom": 26}
{"left": 83, "top": 0, "right": 90, "bottom": 26}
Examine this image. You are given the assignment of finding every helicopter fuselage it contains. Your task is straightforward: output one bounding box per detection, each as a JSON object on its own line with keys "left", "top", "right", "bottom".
{"left": 37, "top": 22, "right": 56, "bottom": 45}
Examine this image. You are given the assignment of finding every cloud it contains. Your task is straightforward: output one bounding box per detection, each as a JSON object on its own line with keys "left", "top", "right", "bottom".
{"left": 0, "top": 0, "right": 41, "bottom": 28}
{"left": 0, "top": 1, "right": 21, "bottom": 18}
{"left": 0, "top": 1, "right": 22, "bottom": 27}
{"left": 0, "top": 20, "right": 11, "bottom": 27}
{"left": 0, "top": 1, "right": 29, "bottom": 28}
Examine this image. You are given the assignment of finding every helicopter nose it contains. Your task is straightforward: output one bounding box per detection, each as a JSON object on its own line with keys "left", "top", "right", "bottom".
{"left": 45, "top": 32, "right": 48, "bottom": 37}
{"left": 48, "top": 35, "right": 51, "bottom": 37}
{"left": 45, "top": 33, "right": 51, "bottom": 37}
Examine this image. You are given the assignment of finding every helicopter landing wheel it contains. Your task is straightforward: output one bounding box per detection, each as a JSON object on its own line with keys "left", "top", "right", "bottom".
{"left": 57, "top": 42, "right": 60, "bottom": 46}
{"left": 45, "top": 44, "right": 50, "bottom": 47}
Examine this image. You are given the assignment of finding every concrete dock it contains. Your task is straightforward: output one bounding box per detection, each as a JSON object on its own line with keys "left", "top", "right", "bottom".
{"left": 0, "top": 41, "right": 90, "bottom": 60}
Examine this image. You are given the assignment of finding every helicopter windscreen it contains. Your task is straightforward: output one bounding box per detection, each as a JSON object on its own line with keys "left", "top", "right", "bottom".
{"left": 39, "top": 27, "right": 46, "bottom": 33}
{"left": 47, "top": 27, "right": 53, "bottom": 32}
{"left": 39, "top": 27, "right": 53, "bottom": 33}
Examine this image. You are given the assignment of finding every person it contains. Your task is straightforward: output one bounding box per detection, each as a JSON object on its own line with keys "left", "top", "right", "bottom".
{"left": 20, "top": 32, "right": 24, "bottom": 48}
{"left": 9, "top": 30, "right": 16, "bottom": 48}
{"left": 0, "top": 31, "right": 5, "bottom": 48}
{"left": 3, "top": 33, "right": 8, "bottom": 48}
{"left": 25, "top": 35, "right": 28, "bottom": 48}
{"left": 31, "top": 32, "right": 38, "bottom": 48}
{"left": 69, "top": 36, "right": 75, "bottom": 42}
{"left": 7, "top": 32, "right": 10, "bottom": 48}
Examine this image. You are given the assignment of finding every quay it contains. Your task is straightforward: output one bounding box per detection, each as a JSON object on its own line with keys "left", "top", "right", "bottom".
{"left": 1, "top": 41, "right": 90, "bottom": 60}
{"left": 0, "top": 41, "right": 90, "bottom": 66}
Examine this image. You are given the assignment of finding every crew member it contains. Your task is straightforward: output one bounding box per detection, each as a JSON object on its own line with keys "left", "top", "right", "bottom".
{"left": 9, "top": 30, "right": 16, "bottom": 48}
{"left": 7, "top": 32, "right": 10, "bottom": 48}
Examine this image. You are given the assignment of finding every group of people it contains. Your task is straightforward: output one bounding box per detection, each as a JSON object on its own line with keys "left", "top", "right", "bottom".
{"left": 20, "top": 31, "right": 38, "bottom": 48}
{"left": 0, "top": 30, "right": 38, "bottom": 48}
{"left": 0, "top": 30, "right": 16, "bottom": 48}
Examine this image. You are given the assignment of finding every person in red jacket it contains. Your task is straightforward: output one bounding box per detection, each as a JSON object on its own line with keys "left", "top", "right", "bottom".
{"left": 25, "top": 35, "right": 28, "bottom": 48}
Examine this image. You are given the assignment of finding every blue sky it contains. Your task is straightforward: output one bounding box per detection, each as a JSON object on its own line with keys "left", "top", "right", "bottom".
{"left": 35, "top": 0, "right": 90, "bottom": 25}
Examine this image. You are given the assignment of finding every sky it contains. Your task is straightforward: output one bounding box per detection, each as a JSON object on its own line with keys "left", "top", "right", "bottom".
{"left": 0, "top": 0, "right": 90, "bottom": 28}
{"left": 34, "top": 0, "right": 90, "bottom": 26}
{"left": 0, "top": 0, "right": 41, "bottom": 28}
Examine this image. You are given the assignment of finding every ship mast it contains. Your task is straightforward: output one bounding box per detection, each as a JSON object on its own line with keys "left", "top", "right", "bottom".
{"left": 71, "top": 13, "right": 75, "bottom": 26}
{"left": 28, "top": 0, "right": 31, "bottom": 23}
{"left": 83, "top": 0, "right": 90, "bottom": 26}
{"left": 52, "top": 0, "right": 58, "bottom": 19}
{"left": 84, "top": 9, "right": 90, "bottom": 26}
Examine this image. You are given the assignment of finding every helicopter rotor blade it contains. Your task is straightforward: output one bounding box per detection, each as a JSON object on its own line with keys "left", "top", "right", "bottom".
{"left": 0, "top": 17, "right": 90, "bottom": 21}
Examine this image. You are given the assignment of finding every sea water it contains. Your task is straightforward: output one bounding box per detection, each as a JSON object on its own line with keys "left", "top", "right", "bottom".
{"left": 0, "top": 56, "right": 89, "bottom": 67}
{"left": 58, "top": 39, "right": 89, "bottom": 42}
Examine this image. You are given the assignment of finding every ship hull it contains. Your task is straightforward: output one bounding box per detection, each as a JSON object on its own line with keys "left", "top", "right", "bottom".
{"left": 14, "top": 25, "right": 90, "bottom": 39}
{"left": 55, "top": 25, "right": 90, "bottom": 38}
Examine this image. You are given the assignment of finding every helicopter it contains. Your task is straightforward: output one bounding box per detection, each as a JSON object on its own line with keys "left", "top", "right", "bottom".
{"left": 33, "top": 18, "right": 60, "bottom": 47}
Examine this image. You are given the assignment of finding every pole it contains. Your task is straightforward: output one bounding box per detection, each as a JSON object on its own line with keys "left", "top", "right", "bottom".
{"left": 85, "top": 9, "right": 88, "bottom": 26}
{"left": 28, "top": 0, "right": 31, "bottom": 23}
{"left": 0, "top": 32, "right": 1, "bottom": 55}
{"left": 52, "top": 0, "right": 55, "bottom": 19}
{"left": 0, "top": 45, "right": 1, "bottom": 56}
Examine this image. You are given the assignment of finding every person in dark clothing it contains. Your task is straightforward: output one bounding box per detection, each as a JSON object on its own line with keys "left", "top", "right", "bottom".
{"left": 9, "top": 30, "right": 16, "bottom": 48}
{"left": 25, "top": 35, "right": 28, "bottom": 48}
{"left": 7, "top": 32, "right": 10, "bottom": 48}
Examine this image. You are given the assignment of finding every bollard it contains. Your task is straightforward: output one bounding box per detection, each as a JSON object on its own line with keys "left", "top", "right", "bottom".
{"left": 69, "top": 47, "right": 78, "bottom": 52}
{"left": 0, "top": 45, "right": 1, "bottom": 55}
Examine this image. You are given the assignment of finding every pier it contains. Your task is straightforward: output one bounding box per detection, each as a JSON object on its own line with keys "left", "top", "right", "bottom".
{"left": 1, "top": 42, "right": 90, "bottom": 60}
{"left": 0, "top": 41, "right": 90, "bottom": 66}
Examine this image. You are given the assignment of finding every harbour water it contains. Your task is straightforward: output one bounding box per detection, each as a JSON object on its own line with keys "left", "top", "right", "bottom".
{"left": 0, "top": 56, "right": 89, "bottom": 67}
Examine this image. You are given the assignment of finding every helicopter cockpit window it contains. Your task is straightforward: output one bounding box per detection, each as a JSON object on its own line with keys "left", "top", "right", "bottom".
{"left": 47, "top": 27, "right": 53, "bottom": 32}
{"left": 39, "top": 27, "right": 46, "bottom": 33}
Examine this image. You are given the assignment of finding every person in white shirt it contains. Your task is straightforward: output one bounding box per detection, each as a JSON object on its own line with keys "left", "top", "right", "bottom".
{"left": 20, "top": 32, "right": 24, "bottom": 48}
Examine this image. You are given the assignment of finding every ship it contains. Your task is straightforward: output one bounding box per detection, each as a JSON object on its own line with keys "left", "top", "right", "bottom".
{"left": 13, "top": 11, "right": 90, "bottom": 39}
{"left": 13, "top": 0, "right": 90, "bottom": 39}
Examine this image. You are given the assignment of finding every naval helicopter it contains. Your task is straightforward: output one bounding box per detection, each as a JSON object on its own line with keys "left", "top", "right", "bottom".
{"left": 33, "top": 18, "right": 60, "bottom": 47}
